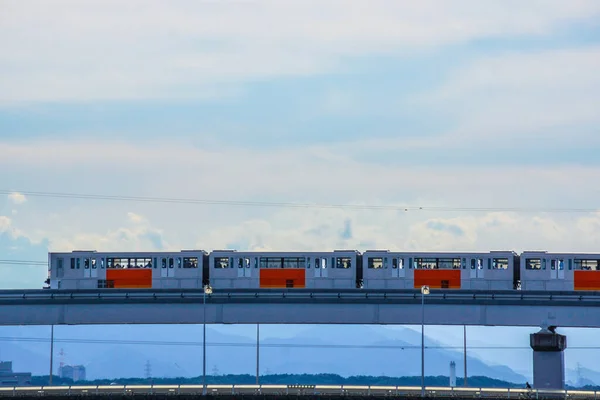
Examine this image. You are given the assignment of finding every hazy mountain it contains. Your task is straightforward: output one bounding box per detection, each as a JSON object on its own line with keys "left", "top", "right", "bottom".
{"left": 0, "top": 324, "right": 529, "bottom": 383}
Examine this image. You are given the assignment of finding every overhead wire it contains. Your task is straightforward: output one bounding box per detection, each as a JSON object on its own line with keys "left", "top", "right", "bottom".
{"left": 0, "top": 336, "right": 596, "bottom": 350}
{"left": 1, "top": 189, "right": 598, "bottom": 213}
{"left": 0, "top": 259, "right": 47, "bottom": 266}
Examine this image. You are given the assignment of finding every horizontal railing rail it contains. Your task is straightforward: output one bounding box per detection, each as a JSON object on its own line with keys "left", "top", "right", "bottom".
{"left": 0, "top": 383, "right": 594, "bottom": 398}
{"left": 1, "top": 288, "right": 600, "bottom": 307}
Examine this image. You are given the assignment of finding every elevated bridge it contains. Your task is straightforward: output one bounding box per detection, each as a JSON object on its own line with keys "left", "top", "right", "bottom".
{"left": 0, "top": 288, "right": 599, "bottom": 327}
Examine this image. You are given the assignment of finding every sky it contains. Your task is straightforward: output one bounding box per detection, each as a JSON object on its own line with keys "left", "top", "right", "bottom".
{"left": 2, "top": 0, "right": 600, "bottom": 381}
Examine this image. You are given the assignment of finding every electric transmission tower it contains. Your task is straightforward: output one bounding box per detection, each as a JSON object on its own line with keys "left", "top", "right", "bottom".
{"left": 145, "top": 360, "right": 152, "bottom": 379}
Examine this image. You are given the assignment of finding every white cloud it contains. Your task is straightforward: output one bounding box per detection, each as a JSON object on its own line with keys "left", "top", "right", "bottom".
{"left": 127, "top": 212, "right": 146, "bottom": 224}
{"left": 7, "top": 192, "right": 27, "bottom": 204}
{"left": 2, "top": 139, "right": 600, "bottom": 257}
{"left": 0, "top": 216, "right": 12, "bottom": 232}
{"left": 49, "top": 221, "right": 167, "bottom": 253}
{"left": 417, "top": 46, "right": 600, "bottom": 145}
{"left": 1, "top": 0, "right": 599, "bottom": 103}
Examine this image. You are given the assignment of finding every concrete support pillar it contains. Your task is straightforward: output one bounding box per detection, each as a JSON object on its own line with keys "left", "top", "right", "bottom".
{"left": 530, "top": 326, "right": 567, "bottom": 390}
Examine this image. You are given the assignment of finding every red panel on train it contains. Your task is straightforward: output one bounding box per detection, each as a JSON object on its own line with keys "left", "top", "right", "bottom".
{"left": 574, "top": 270, "right": 600, "bottom": 291}
{"left": 260, "top": 269, "right": 306, "bottom": 288}
{"left": 106, "top": 269, "right": 152, "bottom": 289}
{"left": 413, "top": 270, "right": 461, "bottom": 289}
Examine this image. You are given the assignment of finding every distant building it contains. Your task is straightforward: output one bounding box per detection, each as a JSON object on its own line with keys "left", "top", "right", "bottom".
{"left": 449, "top": 361, "right": 456, "bottom": 387}
{"left": 0, "top": 361, "right": 32, "bottom": 387}
{"left": 59, "top": 365, "right": 86, "bottom": 382}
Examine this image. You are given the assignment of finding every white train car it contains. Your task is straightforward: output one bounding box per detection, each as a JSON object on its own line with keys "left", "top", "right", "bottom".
{"left": 207, "top": 250, "right": 361, "bottom": 289}
{"left": 48, "top": 250, "right": 207, "bottom": 290}
{"left": 520, "top": 251, "right": 600, "bottom": 291}
{"left": 361, "top": 250, "right": 518, "bottom": 290}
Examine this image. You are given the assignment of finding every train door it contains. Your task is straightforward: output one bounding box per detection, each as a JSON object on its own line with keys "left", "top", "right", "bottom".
{"left": 392, "top": 257, "right": 405, "bottom": 278}
{"left": 91, "top": 258, "right": 98, "bottom": 278}
{"left": 550, "top": 259, "right": 565, "bottom": 279}
{"left": 237, "top": 258, "right": 245, "bottom": 277}
{"left": 470, "top": 258, "right": 485, "bottom": 278}
{"left": 56, "top": 258, "right": 64, "bottom": 278}
{"left": 314, "top": 258, "right": 327, "bottom": 278}
{"left": 238, "top": 258, "right": 251, "bottom": 277}
{"left": 168, "top": 257, "right": 175, "bottom": 277}
{"left": 161, "top": 257, "right": 175, "bottom": 277}
{"left": 84, "top": 258, "right": 91, "bottom": 278}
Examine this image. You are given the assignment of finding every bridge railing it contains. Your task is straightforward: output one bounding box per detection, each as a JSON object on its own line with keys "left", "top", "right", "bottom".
{"left": 0, "top": 384, "right": 596, "bottom": 398}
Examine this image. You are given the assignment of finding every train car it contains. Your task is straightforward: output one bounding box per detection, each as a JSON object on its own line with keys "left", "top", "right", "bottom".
{"left": 361, "top": 250, "right": 518, "bottom": 290}
{"left": 207, "top": 250, "right": 361, "bottom": 289}
{"left": 520, "top": 251, "right": 600, "bottom": 291}
{"left": 48, "top": 250, "right": 208, "bottom": 290}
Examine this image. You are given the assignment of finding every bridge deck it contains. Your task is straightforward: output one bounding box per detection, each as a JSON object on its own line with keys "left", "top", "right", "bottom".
{"left": 0, "top": 289, "right": 599, "bottom": 327}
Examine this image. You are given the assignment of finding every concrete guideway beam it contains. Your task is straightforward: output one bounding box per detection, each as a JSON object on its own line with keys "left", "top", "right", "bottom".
{"left": 1, "top": 300, "right": 600, "bottom": 327}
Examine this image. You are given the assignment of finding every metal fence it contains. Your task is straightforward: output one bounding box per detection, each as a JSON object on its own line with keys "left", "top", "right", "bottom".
{"left": 0, "top": 384, "right": 597, "bottom": 398}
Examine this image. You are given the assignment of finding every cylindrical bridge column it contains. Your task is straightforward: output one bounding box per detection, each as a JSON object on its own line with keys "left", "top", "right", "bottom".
{"left": 530, "top": 326, "right": 567, "bottom": 390}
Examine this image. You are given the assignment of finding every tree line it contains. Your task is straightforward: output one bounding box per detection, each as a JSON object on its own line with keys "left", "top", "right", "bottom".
{"left": 31, "top": 374, "right": 521, "bottom": 388}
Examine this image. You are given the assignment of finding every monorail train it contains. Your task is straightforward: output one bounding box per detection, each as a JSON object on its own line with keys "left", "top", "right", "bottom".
{"left": 46, "top": 250, "right": 600, "bottom": 291}
{"left": 45, "top": 249, "right": 600, "bottom": 292}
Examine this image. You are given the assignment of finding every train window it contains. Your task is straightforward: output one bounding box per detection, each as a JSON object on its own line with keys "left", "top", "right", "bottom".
{"left": 568, "top": 259, "right": 572, "bottom": 270}
{"left": 392, "top": 258, "right": 397, "bottom": 269}
{"left": 153, "top": 258, "right": 157, "bottom": 269}
{"left": 493, "top": 258, "right": 509, "bottom": 270}
{"left": 245, "top": 258, "right": 251, "bottom": 268}
{"left": 525, "top": 259, "right": 541, "bottom": 270}
{"left": 169, "top": 258, "right": 174, "bottom": 268}
{"left": 238, "top": 258, "right": 244, "bottom": 268}
{"left": 462, "top": 258, "right": 466, "bottom": 269}
{"left": 574, "top": 259, "right": 599, "bottom": 270}
{"left": 315, "top": 258, "right": 320, "bottom": 268}
{"left": 336, "top": 257, "right": 352, "bottom": 269}
{"left": 70, "top": 258, "right": 75, "bottom": 269}
{"left": 57, "top": 258, "right": 63, "bottom": 270}
{"left": 177, "top": 258, "right": 182, "bottom": 268}
{"left": 214, "top": 257, "right": 229, "bottom": 268}
{"left": 398, "top": 258, "right": 404, "bottom": 269}
{"left": 91, "top": 259, "right": 97, "bottom": 269}
{"left": 368, "top": 257, "right": 383, "bottom": 269}
{"left": 414, "top": 258, "right": 438, "bottom": 269}
{"left": 284, "top": 257, "right": 306, "bottom": 268}
{"left": 184, "top": 257, "right": 198, "bottom": 268}
{"left": 100, "top": 259, "right": 105, "bottom": 269}
{"left": 76, "top": 258, "right": 80, "bottom": 269}
{"left": 161, "top": 258, "right": 167, "bottom": 268}
{"left": 437, "top": 258, "right": 461, "bottom": 269}
{"left": 259, "top": 257, "right": 306, "bottom": 269}
{"left": 254, "top": 258, "right": 258, "bottom": 268}
{"left": 84, "top": 259, "right": 90, "bottom": 269}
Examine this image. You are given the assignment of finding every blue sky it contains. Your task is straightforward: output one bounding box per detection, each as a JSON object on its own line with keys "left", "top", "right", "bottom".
{"left": 2, "top": 0, "right": 600, "bottom": 380}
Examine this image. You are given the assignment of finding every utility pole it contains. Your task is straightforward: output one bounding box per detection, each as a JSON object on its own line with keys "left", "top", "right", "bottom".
{"left": 464, "top": 325, "right": 468, "bottom": 387}
{"left": 49, "top": 326, "right": 54, "bottom": 385}
{"left": 256, "top": 324, "right": 260, "bottom": 385}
